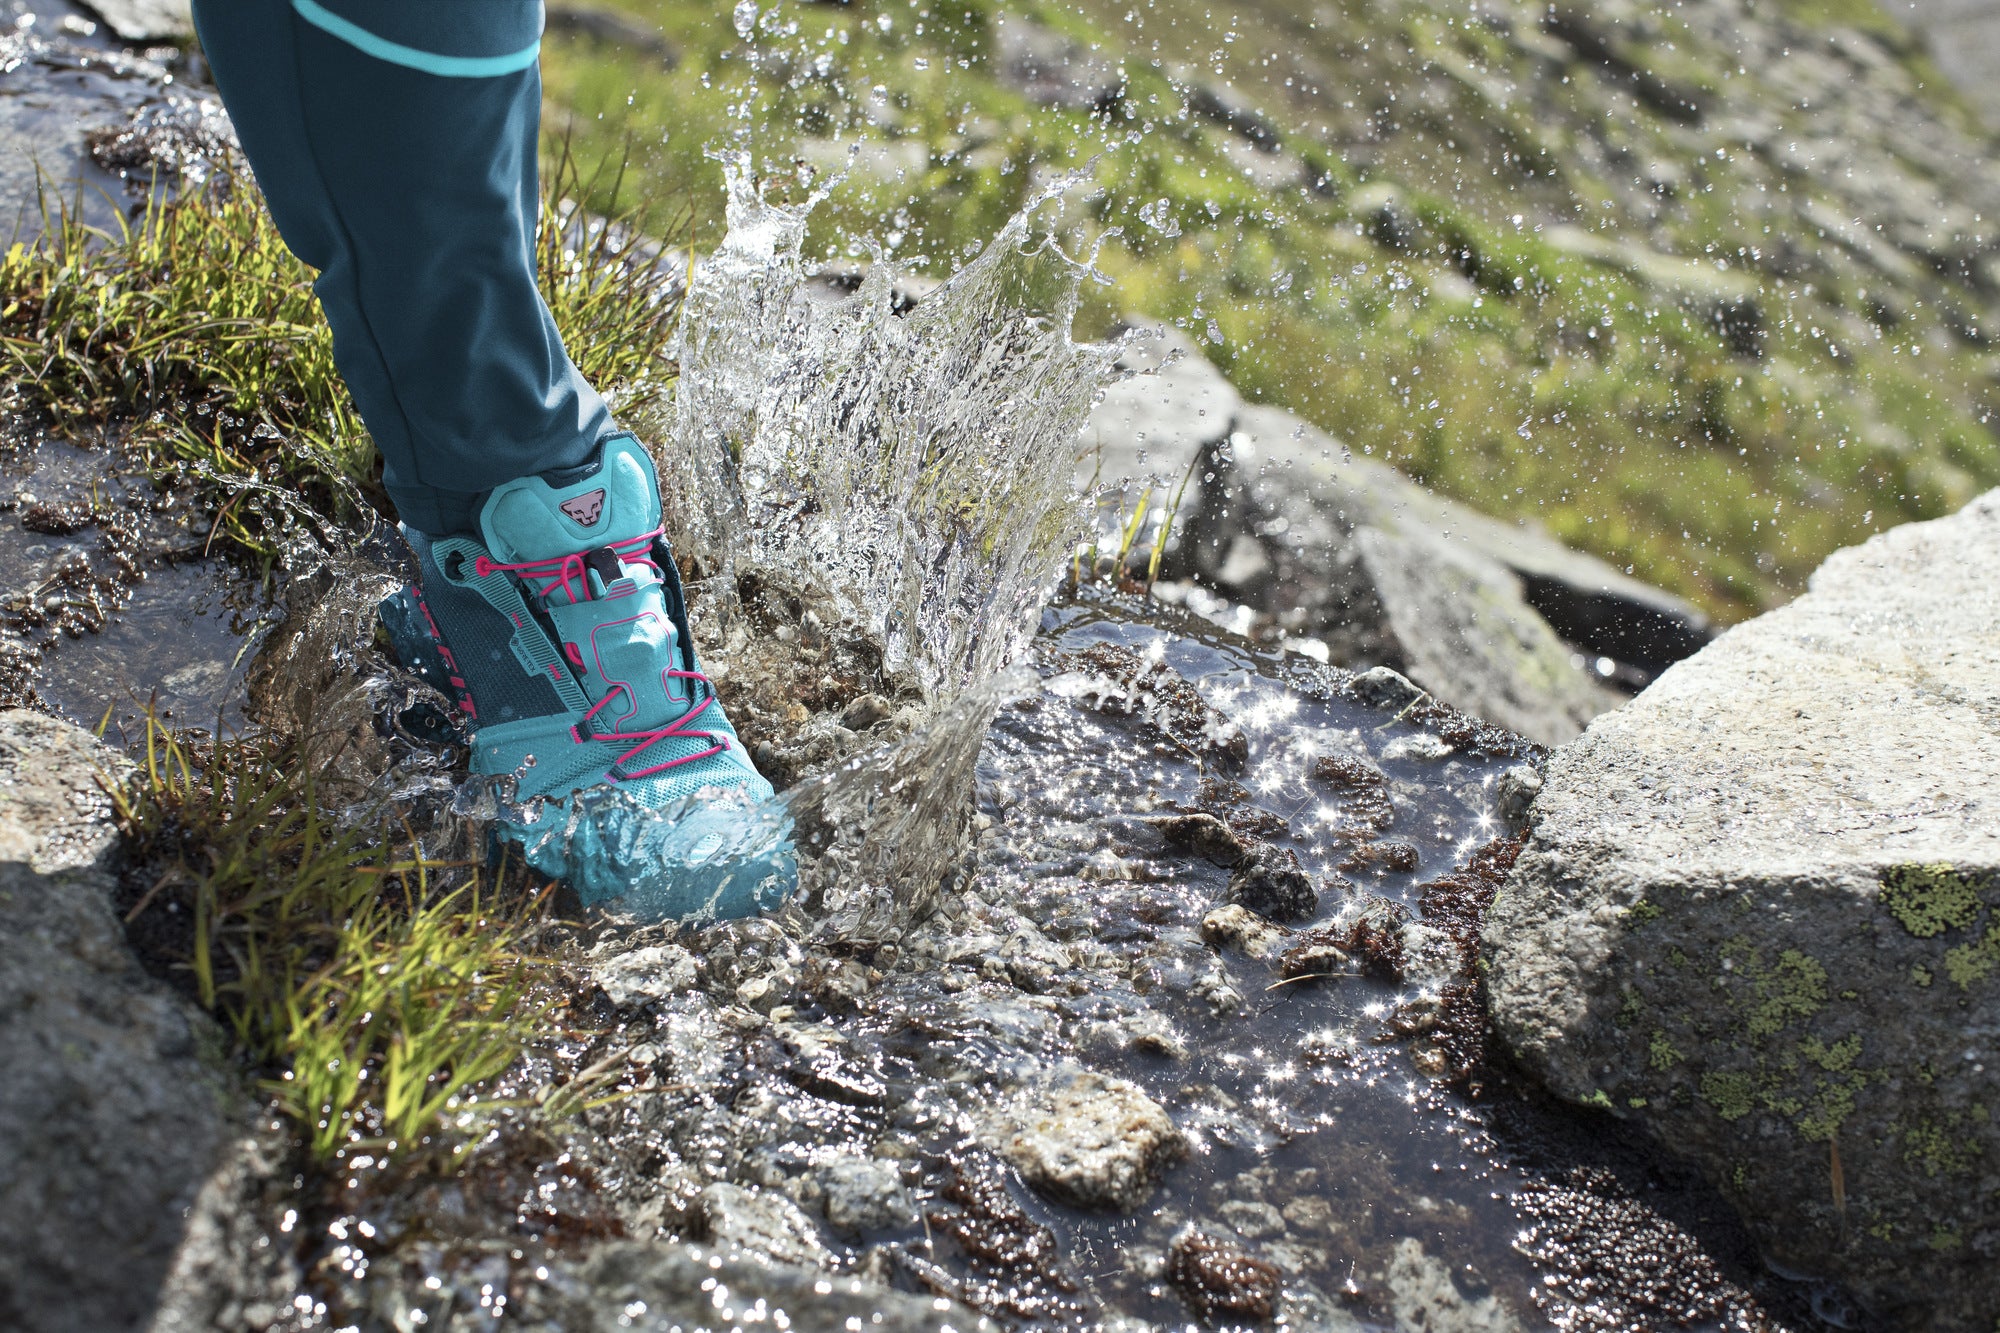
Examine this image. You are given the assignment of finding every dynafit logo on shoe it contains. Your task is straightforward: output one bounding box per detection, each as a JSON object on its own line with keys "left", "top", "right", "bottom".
{"left": 560, "top": 489, "right": 607, "bottom": 527}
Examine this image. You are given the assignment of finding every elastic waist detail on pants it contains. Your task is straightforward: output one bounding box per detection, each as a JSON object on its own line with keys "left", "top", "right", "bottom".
{"left": 291, "top": 0, "right": 541, "bottom": 77}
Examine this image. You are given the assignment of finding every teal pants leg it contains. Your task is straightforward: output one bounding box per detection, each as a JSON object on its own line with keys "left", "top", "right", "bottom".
{"left": 189, "top": 0, "right": 612, "bottom": 535}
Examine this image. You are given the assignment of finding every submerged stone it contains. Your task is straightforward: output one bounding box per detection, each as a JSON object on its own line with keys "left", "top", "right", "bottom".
{"left": 1226, "top": 845, "right": 1321, "bottom": 923}
{"left": 1165, "top": 1228, "right": 1282, "bottom": 1322}
{"left": 1201, "top": 902, "right": 1292, "bottom": 960}
{"left": 816, "top": 1155, "right": 918, "bottom": 1234}
{"left": 1383, "top": 1238, "right": 1525, "bottom": 1333}
{"left": 987, "top": 1066, "right": 1187, "bottom": 1211}
{"left": 1151, "top": 810, "right": 1251, "bottom": 867}
{"left": 588, "top": 941, "right": 701, "bottom": 1009}
{"left": 1484, "top": 488, "right": 2000, "bottom": 1328}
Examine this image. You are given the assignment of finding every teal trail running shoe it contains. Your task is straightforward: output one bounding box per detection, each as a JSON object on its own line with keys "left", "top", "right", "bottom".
{"left": 378, "top": 433, "right": 794, "bottom": 921}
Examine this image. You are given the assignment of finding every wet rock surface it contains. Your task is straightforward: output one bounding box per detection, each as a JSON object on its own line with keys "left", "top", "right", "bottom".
{"left": 0, "top": 709, "right": 239, "bottom": 1333}
{"left": 1485, "top": 488, "right": 2000, "bottom": 1328}
{"left": 0, "top": 425, "right": 277, "bottom": 729}
{"left": 203, "top": 586, "right": 1843, "bottom": 1331}
{"left": 0, "top": 5, "right": 224, "bottom": 236}
{"left": 1079, "top": 324, "right": 1711, "bottom": 745}
{"left": 985, "top": 1067, "right": 1187, "bottom": 1212}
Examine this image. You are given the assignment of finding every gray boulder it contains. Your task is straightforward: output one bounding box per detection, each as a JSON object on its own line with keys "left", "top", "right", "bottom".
{"left": 1079, "top": 324, "right": 1709, "bottom": 743}
{"left": 0, "top": 710, "right": 235, "bottom": 1333}
{"left": 77, "top": 0, "right": 194, "bottom": 42}
{"left": 1900, "top": 0, "right": 2000, "bottom": 129}
{"left": 1483, "top": 490, "right": 2000, "bottom": 1329}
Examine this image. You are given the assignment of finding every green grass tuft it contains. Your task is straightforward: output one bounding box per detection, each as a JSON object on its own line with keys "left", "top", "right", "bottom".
{"left": 0, "top": 146, "right": 685, "bottom": 561}
{"left": 111, "top": 715, "right": 559, "bottom": 1160}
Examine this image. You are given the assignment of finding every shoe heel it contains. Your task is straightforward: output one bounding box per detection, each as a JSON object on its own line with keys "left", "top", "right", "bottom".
{"left": 379, "top": 587, "right": 471, "bottom": 745}
{"left": 379, "top": 587, "right": 455, "bottom": 695}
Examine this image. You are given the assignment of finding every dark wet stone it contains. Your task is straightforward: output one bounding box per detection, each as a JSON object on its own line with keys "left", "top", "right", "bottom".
{"left": 1166, "top": 1228, "right": 1282, "bottom": 1322}
{"left": 1283, "top": 899, "right": 1409, "bottom": 984}
{"left": 1274, "top": 935, "right": 1353, "bottom": 982}
{"left": 86, "top": 96, "right": 239, "bottom": 184}
{"left": 841, "top": 691, "right": 894, "bottom": 730}
{"left": 1350, "top": 665, "right": 1428, "bottom": 711}
{"left": 1339, "top": 840, "right": 1420, "bottom": 874}
{"left": 19, "top": 499, "right": 94, "bottom": 535}
{"left": 1152, "top": 810, "right": 1250, "bottom": 867}
{"left": 1201, "top": 902, "right": 1291, "bottom": 959}
{"left": 1494, "top": 763, "right": 1543, "bottom": 829}
{"left": 1226, "top": 844, "right": 1319, "bottom": 922}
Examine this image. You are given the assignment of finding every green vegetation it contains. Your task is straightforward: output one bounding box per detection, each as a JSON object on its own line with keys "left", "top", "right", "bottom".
{"left": 1648, "top": 1029, "right": 1685, "bottom": 1071}
{"left": 1738, "top": 943, "right": 1829, "bottom": 1041}
{"left": 1880, "top": 862, "right": 1987, "bottom": 938}
{"left": 110, "top": 715, "right": 561, "bottom": 1159}
{"left": 1901, "top": 1113, "right": 1984, "bottom": 1179}
{"left": 0, "top": 150, "right": 682, "bottom": 559}
{"left": 542, "top": 0, "right": 2000, "bottom": 622}
{"left": 1701, "top": 1070, "right": 1758, "bottom": 1121}
{"left": 1943, "top": 926, "right": 2000, "bottom": 989}
{"left": 0, "top": 159, "right": 683, "bottom": 1162}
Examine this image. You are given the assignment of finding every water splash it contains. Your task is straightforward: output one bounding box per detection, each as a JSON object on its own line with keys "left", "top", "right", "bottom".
{"left": 656, "top": 155, "right": 1122, "bottom": 700}
{"left": 581, "top": 159, "right": 1128, "bottom": 928}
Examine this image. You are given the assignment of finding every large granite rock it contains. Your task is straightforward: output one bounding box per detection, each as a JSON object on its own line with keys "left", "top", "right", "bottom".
{"left": 1078, "top": 324, "right": 1710, "bottom": 743}
{"left": 1483, "top": 491, "right": 2000, "bottom": 1329}
{"left": 0, "top": 710, "right": 238, "bottom": 1332}
{"left": 76, "top": 0, "right": 194, "bottom": 43}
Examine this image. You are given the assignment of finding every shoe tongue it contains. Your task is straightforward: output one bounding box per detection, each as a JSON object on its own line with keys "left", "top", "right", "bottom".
{"left": 478, "top": 435, "right": 662, "bottom": 563}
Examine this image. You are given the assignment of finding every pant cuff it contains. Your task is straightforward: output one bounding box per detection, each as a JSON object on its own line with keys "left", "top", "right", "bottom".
{"left": 389, "top": 483, "right": 488, "bottom": 538}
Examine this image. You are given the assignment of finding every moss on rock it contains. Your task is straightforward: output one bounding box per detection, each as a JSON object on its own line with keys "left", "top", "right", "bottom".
{"left": 1942, "top": 927, "right": 2000, "bottom": 990}
{"left": 1879, "top": 864, "right": 1985, "bottom": 938}
{"left": 1900, "top": 1113, "right": 1985, "bottom": 1179}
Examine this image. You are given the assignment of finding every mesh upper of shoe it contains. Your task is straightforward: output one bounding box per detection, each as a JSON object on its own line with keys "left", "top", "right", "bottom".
{"left": 398, "top": 435, "right": 774, "bottom": 812}
{"left": 404, "top": 537, "right": 567, "bottom": 726}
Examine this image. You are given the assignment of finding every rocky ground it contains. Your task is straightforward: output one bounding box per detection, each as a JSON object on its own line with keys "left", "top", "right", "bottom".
{"left": 2, "top": 573, "right": 1858, "bottom": 1332}
{"left": 1, "top": 2, "right": 1995, "bottom": 1331}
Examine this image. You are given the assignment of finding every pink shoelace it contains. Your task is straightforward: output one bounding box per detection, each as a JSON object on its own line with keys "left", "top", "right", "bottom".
{"left": 475, "top": 528, "right": 728, "bottom": 780}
